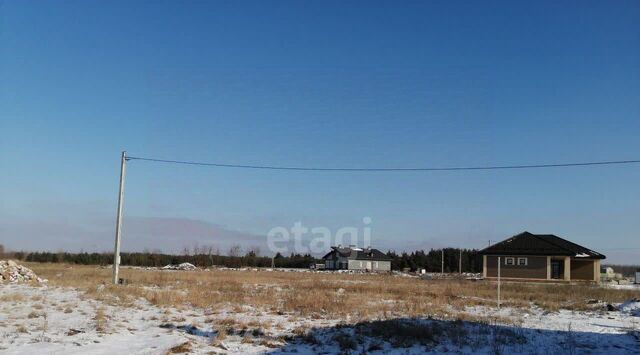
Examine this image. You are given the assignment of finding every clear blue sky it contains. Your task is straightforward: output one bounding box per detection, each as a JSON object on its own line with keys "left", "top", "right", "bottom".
{"left": 1, "top": 1, "right": 639, "bottom": 263}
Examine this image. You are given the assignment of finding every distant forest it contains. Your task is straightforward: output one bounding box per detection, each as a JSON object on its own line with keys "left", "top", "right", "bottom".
{"left": 1, "top": 244, "right": 483, "bottom": 272}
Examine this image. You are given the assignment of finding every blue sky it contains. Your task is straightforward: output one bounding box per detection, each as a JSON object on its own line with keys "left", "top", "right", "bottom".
{"left": 1, "top": 1, "right": 639, "bottom": 263}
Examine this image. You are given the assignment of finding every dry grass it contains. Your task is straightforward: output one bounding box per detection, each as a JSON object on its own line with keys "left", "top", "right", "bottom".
{"left": 15, "top": 324, "right": 29, "bottom": 333}
{"left": 215, "top": 327, "right": 227, "bottom": 341}
{"left": 26, "top": 262, "right": 640, "bottom": 324}
{"left": 94, "top": 307, "right": 107, "bottom": 333}
{"left": 166, "top": 341, "right": 192, "bottom": 354}
{"left": 0, "top": 293, "right": 25, "bottom": 303}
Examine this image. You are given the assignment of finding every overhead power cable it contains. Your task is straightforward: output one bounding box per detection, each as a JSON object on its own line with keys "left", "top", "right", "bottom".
{"left": 126, "top": 156, "right": 640, "bottom": 172}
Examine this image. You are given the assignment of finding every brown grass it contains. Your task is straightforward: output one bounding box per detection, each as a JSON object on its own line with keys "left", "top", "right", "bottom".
{"left": 0, "top": 293, "right": 25, "bottom": 303}
{"left": 94, "top": 307, "right": 107, "bottom": 333}
{"left": 25, "top": 262, "right": 640, "bottom": 325}
{"left": 166, "top": 341, "right": 192, "bottom": 354}
{"left": 215, "top": 327, "right": 227, "bottom": 341}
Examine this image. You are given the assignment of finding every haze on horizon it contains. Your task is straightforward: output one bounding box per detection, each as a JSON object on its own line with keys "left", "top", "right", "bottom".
{"left": 1, "top": 1, "right": 639, "bottom": 264}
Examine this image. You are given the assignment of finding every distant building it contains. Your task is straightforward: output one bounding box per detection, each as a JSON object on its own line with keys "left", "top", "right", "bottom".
{"left": 479, "top": 232, "right": 605, "bottom": 283}
{"left": 310, "top": 263, "right": 325, "bottom": 270}
{"left": 322, "top": 246, "right": 391, "bottom": 271}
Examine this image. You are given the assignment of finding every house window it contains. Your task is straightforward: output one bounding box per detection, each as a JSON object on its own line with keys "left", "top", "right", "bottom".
{"left": 517, "top": 257, "right": 528, "bottom": 266}
{"left": 505, "top": 257, "right": 515, "bottom": 266}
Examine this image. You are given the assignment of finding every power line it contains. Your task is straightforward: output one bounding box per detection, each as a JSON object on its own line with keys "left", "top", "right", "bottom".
{"left": 126, "top": 156, "right": 640, "bottom": 172}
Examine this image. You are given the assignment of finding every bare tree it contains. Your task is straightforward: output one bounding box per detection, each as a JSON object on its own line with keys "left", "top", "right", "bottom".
{"left": 228, "top": 245, "right": 242, "bottom": 257}
{"left": 181, "top": 246, "right": 191, "bottom": 256}
{"left": 192, "top": 243, "right": 201, "bottom": 256}
{"left": 206, "top": 245, "right": 217, "bottom": 265}
{"left": 248, "top": 246, "right": 261, "bottom": 257}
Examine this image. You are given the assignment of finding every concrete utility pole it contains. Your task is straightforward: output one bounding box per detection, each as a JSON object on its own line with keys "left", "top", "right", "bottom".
{"left": 441, "top": 249, "right": 444, "bottom": 274}
{"left": 112, "top": 151, "right": 127, "bottom": 285}
{"left": 497, "top": 256, "right": 501, "bottom": 309}
{"left": 459, "top": 249, "right": 462, "bottom": 274}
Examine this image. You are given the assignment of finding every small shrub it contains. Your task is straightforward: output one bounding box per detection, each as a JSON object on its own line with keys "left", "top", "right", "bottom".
{"left": 332, "top": 332, "right": 357, "bottom": 351}
{"left": 167, "top": 342, "right": 192, "bottom": 353}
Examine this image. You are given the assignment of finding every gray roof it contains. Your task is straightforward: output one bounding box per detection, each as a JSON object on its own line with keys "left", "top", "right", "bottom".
{"left": 322, "top": 246, "right": 392, "bottom": 261}
{"left": 479, "top": 231, "right": 605, "bottom": 259}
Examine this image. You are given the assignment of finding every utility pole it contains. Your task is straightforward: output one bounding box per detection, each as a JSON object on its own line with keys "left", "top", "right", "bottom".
{"left": 459, "top": 249, "right": 462, "bottom": 274}
{"left": 112, "top": 151, "right": 127, "bottom": 285}
{"left": 441, "top": 249, "right": 444, "bottom": 274}
{"left": 497, "top": 256, "right": 501, "bottom": 309}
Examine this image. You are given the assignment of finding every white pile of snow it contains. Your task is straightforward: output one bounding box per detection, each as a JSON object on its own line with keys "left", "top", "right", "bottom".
{"left": 0, "top": 260, "right": 46, "bottom": 283}
{"left": 619, "top": 299, "right": 640, "bottom": 317}
{"left": 162, "top": 262, "right": 197, "bottom": 271}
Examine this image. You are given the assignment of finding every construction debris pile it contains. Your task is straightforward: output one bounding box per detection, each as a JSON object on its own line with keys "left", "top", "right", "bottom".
{"left": 162, "top": 262, "right": 197, "bottom": 271}
{"left": 0, "top": 260, "right": 46, "bottom": 283}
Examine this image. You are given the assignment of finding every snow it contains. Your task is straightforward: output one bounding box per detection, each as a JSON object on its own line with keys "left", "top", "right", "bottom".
{"left": 1, "top": 283, "right": 639, "bottom": 354}
{"left": 0, "top": 284, "right": 185, "bottom": 354}
{"left": 162, "top": 263, "right": 197, "bottom": 271}
{"left": 619, "top": 299, "right": 640, "bottom": 317}
{"left": 606, "top": 283, "right": 640, "bottom": 291}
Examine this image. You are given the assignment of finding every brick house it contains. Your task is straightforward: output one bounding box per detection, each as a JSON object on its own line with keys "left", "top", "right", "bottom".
{"left": 479, "top": 232, "right": 605, "bottom": 282}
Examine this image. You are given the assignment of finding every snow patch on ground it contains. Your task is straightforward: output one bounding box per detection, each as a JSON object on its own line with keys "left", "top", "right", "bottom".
{"left": 0, "top": 284, "right": 184, "bottom": 354}
{"left": 1, "top": 284, "right": 639, "bottom": 354}
{"left": 162, "top": 263, "right": 197, "bottom": 271}
{"left": 619, "top": 299, "right": 640, "bottom": 317}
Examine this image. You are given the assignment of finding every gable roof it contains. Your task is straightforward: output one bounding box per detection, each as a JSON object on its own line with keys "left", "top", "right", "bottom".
{"left": 479, "top": 232, "right": 605, "bottom": 259}
{"left": 322, "top": 246, "right": 392, "bottom": 261}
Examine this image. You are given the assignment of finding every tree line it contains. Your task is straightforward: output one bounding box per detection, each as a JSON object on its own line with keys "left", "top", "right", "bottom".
{"left": 2, "top": 243, "right": 483, "bottom": 272}
{"left": 20, "top": 251, "right": 318, "bottom": 269}
{"left": 386, "top": 248, "right": 482, "bottom": 273}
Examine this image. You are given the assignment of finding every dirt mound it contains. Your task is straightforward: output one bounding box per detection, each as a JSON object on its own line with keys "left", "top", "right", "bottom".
{"left": 0, "top": 260, "right": 46, "bottom": 283}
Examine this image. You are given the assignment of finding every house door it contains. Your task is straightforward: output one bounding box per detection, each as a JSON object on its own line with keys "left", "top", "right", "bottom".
{"left": 551, "top": 261, "right": 562, "bottom": 279}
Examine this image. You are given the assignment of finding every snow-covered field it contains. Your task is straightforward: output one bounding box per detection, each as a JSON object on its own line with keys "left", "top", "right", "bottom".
{"left": 1, "top": 282, "right": 639, "bottom": 354}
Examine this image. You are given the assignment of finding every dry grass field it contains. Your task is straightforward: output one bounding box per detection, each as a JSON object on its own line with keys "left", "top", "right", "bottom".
{"left": 27, "top": 262, "right": 640, "bottom": 322}
{"left": 2, "top": 262, "right": 639, "bottom": 354}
